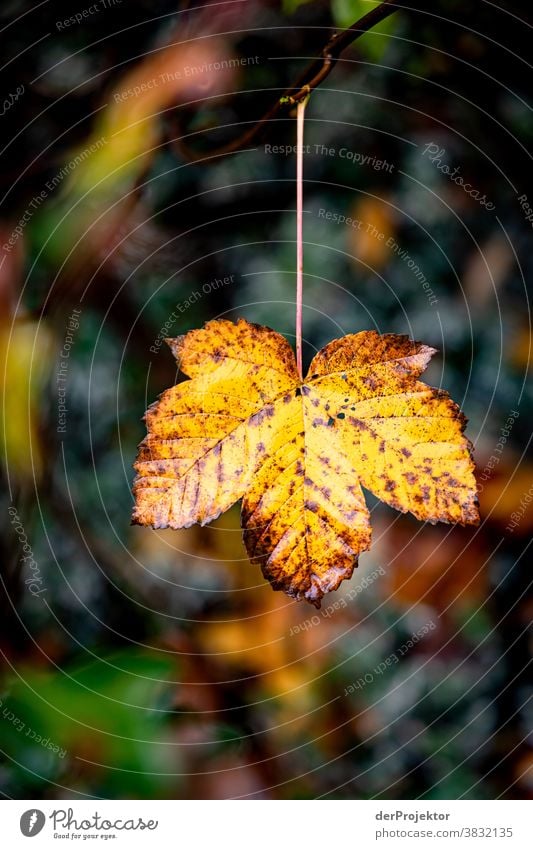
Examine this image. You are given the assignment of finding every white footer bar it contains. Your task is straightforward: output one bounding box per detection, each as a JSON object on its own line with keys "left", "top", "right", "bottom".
{"left": 2, "top": 799, "right": 530, "bottom": 848}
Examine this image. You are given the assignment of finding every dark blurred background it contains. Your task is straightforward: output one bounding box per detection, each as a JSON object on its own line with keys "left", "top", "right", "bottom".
{"left": 0, "top": 0, "right": 531, "bottom": 800}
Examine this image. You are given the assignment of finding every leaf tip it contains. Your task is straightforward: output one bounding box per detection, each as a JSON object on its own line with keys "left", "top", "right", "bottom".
{"left": 165, "top": 335, "right": 184, "bottom": 363}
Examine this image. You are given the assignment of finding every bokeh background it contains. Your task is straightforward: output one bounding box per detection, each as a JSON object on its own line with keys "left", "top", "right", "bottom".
{"left": 0, "top": 0, "right": 532, "bottom": 800}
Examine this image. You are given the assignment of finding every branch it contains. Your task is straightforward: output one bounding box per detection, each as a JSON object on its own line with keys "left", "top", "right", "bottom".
{"left": 177, "top": 0, "right": 406, "bottom": 161}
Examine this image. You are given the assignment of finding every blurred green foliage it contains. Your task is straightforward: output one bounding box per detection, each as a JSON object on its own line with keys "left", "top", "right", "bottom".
{"left": 1, "top": 650, "right": 176, "bottom": 798}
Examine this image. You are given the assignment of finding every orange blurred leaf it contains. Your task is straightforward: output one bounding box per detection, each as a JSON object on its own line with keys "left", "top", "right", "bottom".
{"left": 348, "top": 196, "right": 395, "bottom": 270}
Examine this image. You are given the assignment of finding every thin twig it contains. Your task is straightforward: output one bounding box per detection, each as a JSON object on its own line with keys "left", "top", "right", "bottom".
{"left": 177, "top": 0, "right": 405, "bottom": 161}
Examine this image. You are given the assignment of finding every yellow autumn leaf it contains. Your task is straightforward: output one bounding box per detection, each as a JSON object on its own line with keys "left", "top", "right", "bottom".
{"left": 132, "top": 319, "right": 478, "bottom": 606}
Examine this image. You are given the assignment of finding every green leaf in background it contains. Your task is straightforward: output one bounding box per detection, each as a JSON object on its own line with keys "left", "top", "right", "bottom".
{"left": 283, "top": 0, "right": 314, "bottom": 14}
{"left": 0, "top": 649, "right": 178, "bottom": 798}
{"left": 332, "top": 0, "right": 397, "bottom": 61}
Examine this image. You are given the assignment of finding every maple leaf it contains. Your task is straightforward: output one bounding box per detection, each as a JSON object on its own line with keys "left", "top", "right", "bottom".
{"left": 132, "top": 318, "right": 479, "bottom": 606}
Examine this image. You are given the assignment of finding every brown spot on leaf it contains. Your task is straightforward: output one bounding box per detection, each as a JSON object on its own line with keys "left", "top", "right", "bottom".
{"left": 249, "top": 405, "right": 275, "bottom": 426}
